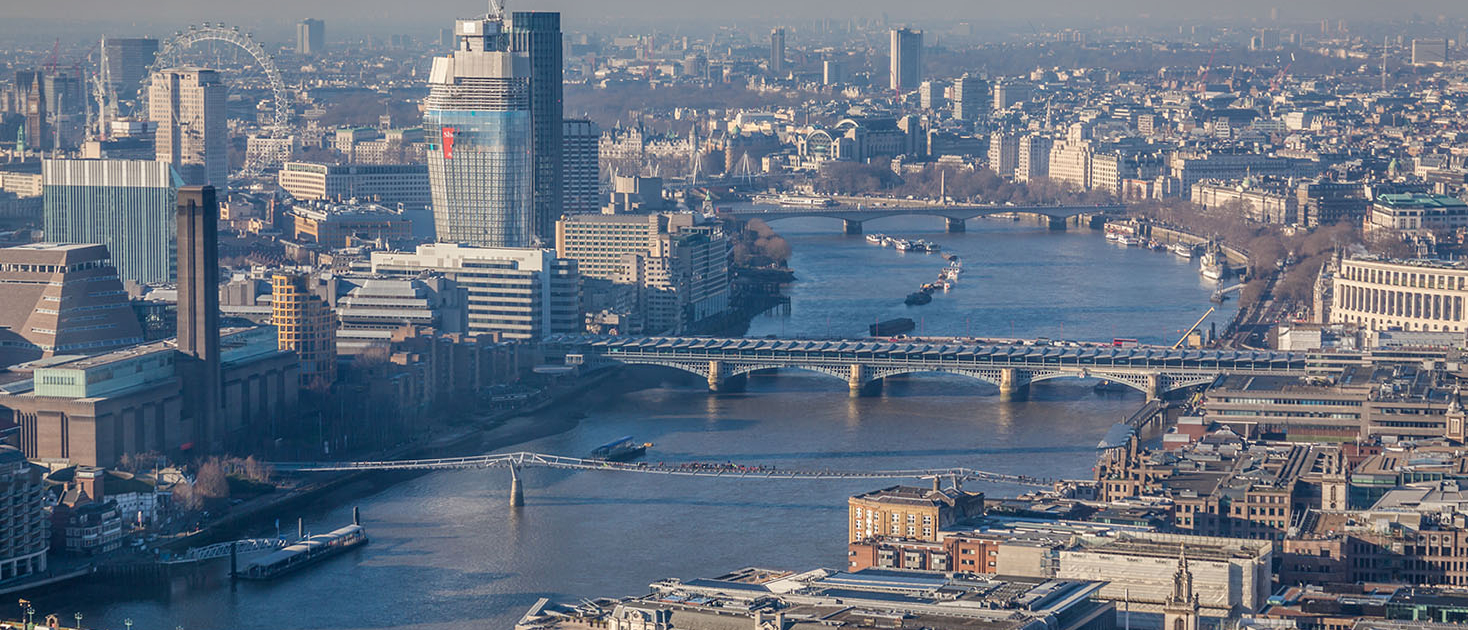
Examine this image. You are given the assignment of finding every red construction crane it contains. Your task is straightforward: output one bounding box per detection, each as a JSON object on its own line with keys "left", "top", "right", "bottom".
{"left": 1270, "top": 54, "right": 1296, "bottom": 92}
{"left": 1196, "top": 47, "right": 1216, "bottom": 93}
{"left": 44, "top": 38, "right": 59, "bottom": 74}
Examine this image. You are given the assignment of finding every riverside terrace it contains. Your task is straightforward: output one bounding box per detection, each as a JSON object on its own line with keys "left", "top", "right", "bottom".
{"left": 540, "top": 335, "right": 1308, "bottom": 399}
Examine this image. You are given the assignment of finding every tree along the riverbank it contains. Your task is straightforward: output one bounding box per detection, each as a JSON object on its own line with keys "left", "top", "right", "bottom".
{"left": 1129, "top": 199, "right": 1363, "bottom": 313}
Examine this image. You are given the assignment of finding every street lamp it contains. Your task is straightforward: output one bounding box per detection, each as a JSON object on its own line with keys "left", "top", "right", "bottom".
{"left": 24, "top": 606, "right": 33, "bottom": 630}
{"left": 73, "top": 613, "right": 81, "bottom": 630}
{"left": 124, "top": 619, "right": 133, "bottom": 630}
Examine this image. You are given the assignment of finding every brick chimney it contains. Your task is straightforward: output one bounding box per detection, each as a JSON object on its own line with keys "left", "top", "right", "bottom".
{"left": 76, "top": 466, "right": 105, "bottom": 501}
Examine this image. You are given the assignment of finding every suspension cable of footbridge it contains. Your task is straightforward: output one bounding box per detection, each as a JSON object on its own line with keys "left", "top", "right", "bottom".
{"left": 270, "top": 451, "right": 1067, "bottom": 489}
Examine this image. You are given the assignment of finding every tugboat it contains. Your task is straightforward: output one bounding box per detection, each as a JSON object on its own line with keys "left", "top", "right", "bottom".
{"left": 590, "top": 436, "right": 649, "bottom": 462}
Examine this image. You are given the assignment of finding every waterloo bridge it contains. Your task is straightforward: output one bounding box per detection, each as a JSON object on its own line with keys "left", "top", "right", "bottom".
{"left": 719, "top": 202, "right": 1125, "bottom": 234}
{"left": 541, "top": 335, "right": 1308, "bottom": 400}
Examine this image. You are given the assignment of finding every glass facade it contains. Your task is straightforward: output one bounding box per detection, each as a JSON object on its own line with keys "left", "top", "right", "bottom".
{"left": 41, "top": 159, "right": 180, "bottom": 285}
{"left": 425, "top": 108, "right": 533, "bottom": 247}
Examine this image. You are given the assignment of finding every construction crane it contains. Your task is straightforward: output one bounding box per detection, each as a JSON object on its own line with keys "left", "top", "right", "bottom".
{"left": 44, "top": 38, "right": 59, "bottom": 74}
{"left": 1196, "top": 47, "right": 1216, "bottom": 93}
{"left": 1172, "top": 307, "right": 1216, "bottom": 350}
{"left": 1269, "top": 53, "right": 1296, "bottom": 93}
{"left": 91, "top": 37, "right": 116, "bottom": 141}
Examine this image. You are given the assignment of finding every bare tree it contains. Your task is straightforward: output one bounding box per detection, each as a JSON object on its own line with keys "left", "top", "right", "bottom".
{"left": 194, "top": 458, "right": 231, "bottom": 500}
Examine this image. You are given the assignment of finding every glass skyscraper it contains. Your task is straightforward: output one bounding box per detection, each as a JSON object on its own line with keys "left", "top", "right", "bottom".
{"left": 424, "top": 17, "right": 534, "bottom": 248}
{"left": 41, "top": 159, "right": 181, "bottom": 285}
{"left": 508, "top": 11, "right": 563, "bottom": 244}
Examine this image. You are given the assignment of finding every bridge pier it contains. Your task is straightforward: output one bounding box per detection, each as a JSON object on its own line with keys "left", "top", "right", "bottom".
{"left": 707, "top": 361, "right": 723, "bottom": 392}
{"left": 1145, "top": 374, "right": 1163, "bottom": 402}
{"left": 843, "top": 220, "right": 863, "bottom": 235}
{"left": 1046, "top": 216, "right": 1068, "bottom": 231}
{"left": 847, "top": 364, "right": 884, "bottom": 397}
{"left": 509, "top": 465, "right": 524, "bottom": 507}
{"left": 997, "top": 368, "right": 1028, "bottom": 401}
{"left": 945, "top": 218, "right": 967, "bottom": 233}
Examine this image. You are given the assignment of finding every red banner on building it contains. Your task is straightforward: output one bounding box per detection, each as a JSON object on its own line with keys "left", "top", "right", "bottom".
{"left": 442, "top": 127, "right": 456, "bottom": 159}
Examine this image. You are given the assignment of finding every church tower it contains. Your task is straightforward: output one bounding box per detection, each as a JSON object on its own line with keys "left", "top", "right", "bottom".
{"left": 1163, "top": 547, "right": 1200, "bottom": 630}
{"left": 1445, "top": 386, "right": 1465, "bottom": 443}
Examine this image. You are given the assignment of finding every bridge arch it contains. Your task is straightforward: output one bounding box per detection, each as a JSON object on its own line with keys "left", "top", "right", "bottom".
{"left": 581, "top": 358, "right": 715, "bottom": 381}
{"left": 1027, "top": 371, "right": 1153, "bottom": 396}
{"left": 723, "top": 363, "right": 851, "bottom": 383}
{"left": 1159, "top": 375, "right": 1219, "bottom": 394}
{"left": 864, "top": 367, "right": 1004, "bottom": 389}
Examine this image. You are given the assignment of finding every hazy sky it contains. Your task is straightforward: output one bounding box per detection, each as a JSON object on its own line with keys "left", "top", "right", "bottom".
{"left": 12, "top": 0, "right": 1468, "bottom": 24}
{"left": 5, "top": 0, "right": 1468, "bottom": 45}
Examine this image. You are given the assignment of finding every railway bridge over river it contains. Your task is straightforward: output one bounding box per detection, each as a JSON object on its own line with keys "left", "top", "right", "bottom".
{"left": 542, "top": 335, "right": 1308, "bottom": 399}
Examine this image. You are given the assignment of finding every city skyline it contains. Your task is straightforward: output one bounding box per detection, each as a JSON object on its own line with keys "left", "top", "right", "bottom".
{"left": 6, "top": 0, "right": 1468, "bottom": 627}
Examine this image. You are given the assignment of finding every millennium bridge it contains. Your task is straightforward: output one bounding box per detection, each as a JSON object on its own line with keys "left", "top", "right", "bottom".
{"left": 542, "top": 335, "right": 1309, "bottom": 399}
{"left": 272, "top": 451, "right": 1061, "bottom": 507}
{"left": 721, "top": 202, "right": 1125, "bottom": 234}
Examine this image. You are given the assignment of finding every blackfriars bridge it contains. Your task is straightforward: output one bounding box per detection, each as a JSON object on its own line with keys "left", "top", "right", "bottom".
{"left": 721, "top": 202, "right": 1125, "bottom": 234}
{"left": 542, "top": 335, "right": 1308, "bottom": 399}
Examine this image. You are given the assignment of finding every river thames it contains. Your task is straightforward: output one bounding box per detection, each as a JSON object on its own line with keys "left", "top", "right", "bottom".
{"left": 35, "top": 216, "right": 1236, "bottom": 629}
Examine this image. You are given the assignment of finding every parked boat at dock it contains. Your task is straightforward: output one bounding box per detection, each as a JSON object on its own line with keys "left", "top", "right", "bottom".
{"left": 236, "top": 514, "right": 368, "bottom": 581}
{"left": 1200, "top": 250, "right": 1227, "bottom": 280}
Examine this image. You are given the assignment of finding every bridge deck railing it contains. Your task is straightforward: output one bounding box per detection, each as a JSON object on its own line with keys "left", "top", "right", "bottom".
{"left": 586, "top": 348, "right": 1305, "bottom": 372}
{"left": 270, "top": 452, "right": 1065, "bottom": 488}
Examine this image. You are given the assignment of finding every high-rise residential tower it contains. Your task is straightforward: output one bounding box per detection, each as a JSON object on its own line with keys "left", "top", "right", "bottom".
{"left": 770, "top": 28, "right": 787, "bottom": 75}
{"left": 889, "top": 28, "right": 923, "bottom": 93}
{"left": 297, "top": 19, "right": 326, "bottom": 55}
{"left": 272, "top": 272, "right": 337, "bottom": 388}
{"left": 952, "top": 75, "right": 989, "bottom": 122}
{"left": 424, "top": 16, "right": 534, "bottom": 247}
{"left": 102, "top": 37, "right": 159, "bottom": 104}
{"left": 508, "top": 11, "right": 563, "bottom": 245}
{"left": 150, "top": 68, "right": 227, "bottom": 186}
{"left": 823, "top": 59, "right": 843, "bottom": 85}
{"left": 42, "top": 158, "right": 181, "bottom": 285}
{"left": 43, "top": 73, "right": 85, "bottom": 149}
{"left": 562, "top": 118, "right": 601, "bottom": 215}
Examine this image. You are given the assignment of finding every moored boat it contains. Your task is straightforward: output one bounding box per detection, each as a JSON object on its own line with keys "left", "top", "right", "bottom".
{"left": 870, "top": 318, "right": 916, "bottom": 336}
{"left": 237, "top": 516, "right": 368, "bottom": 581}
